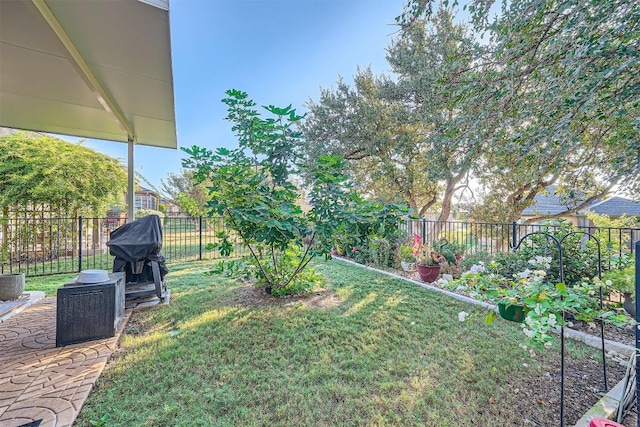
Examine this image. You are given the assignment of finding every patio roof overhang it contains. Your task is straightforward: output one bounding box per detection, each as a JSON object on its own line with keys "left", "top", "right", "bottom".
{"left": 0, "top": 0, "right": 177, "bottom": 220}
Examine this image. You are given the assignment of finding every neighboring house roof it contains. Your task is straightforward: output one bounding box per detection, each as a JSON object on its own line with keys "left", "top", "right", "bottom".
{"left": 521, "top": 186, "right": 595, "bottom": 216}
{"left": 522, "top": 186, "right": 639, "bottom": 218}
{"left": 136, "top": 186, "right": 160, "bottom": 197}
{"left": 586, "top": 197, "right": 640, "bottom": 217}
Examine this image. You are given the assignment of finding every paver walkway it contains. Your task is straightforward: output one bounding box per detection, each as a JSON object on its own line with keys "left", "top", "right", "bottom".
{"left": 0, "top": 298, "right": 129, "bottom": 427}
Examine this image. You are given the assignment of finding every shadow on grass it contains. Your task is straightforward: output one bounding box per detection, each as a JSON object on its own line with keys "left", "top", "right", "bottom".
{"left": 75, "top": 259, "right": 608, "bottom": 427}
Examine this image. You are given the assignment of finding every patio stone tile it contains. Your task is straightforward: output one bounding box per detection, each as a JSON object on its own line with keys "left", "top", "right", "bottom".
{"left": 0, "top": 297, "right": 131, "bottom": 427}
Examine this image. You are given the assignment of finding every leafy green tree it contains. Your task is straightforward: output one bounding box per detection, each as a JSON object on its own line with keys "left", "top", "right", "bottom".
{"left": 303, "top": 70, "right": 439, "bottom": 215}
{"left": 398, "top": 0, "right": 640, "bottom": 221}
{"left": 161, "top": 170, "right": 209, "bottom": 217}
{"left": 585, "top": 211, "right": 639, "bottom": 265}
{"left": 303, "top": 8, "right": 482, "bottom": 222}
{"left": 183, "top": 90, "right": 403, "bottom": 296}
{"left": 384, "top": 7, "right": 482, "bottom": 222}
{"left": 0, "top": 132, "right": 126, "bottom": 215}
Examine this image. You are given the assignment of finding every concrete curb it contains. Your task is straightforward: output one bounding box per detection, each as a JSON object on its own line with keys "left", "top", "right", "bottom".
{"left": 0, "top": 291, "right": 45, "bottom": 323}
{"left": 574, "top": 379, "right": 627, "bottom": 427}
{"left": 334, "top": 256, "right": 496, "bottom": 310}
{"left": 332, "top": 257, "right": 635, "bottom": 426}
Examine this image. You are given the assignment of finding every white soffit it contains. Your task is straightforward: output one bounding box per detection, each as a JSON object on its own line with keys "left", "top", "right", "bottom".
{"left": 0, "top": 0, "right": 177, "bottom": 149}
{"left": 138, "top": 0, "right": 170, "bottom": 11}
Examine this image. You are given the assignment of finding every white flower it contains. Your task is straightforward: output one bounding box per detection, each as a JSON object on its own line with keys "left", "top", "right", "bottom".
{"left": 529, "top": 256, "right": 552, "bottom": 269}
{"left": 458, "top": 311, "right": 470, "bottom": 322}
{"left": 469, "top": 264, "right": 486, "bottom": 274}
{"left": 518, "top": 269, "right": 532, "bottom": 279}
{"left": 532, "top": 269, "right": 547, "bottom": 278}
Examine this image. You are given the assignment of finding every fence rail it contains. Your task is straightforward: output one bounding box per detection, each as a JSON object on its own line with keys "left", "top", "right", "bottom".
{"left": 401, "top": 219, "right": 640, "bottom": 258}
{"left": 0, "top": 216, "right": 247, "bottom": 277}
{"left": 2, "top": 216, "right": 638, "bottom": 277}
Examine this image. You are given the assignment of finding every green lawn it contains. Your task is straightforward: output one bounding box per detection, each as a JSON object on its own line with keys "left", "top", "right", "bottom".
{"left": 25, "top": 260, "right": 608, "bottom": 426}
{"left": 25, "top": 272, "right": 78, "bottom": 296}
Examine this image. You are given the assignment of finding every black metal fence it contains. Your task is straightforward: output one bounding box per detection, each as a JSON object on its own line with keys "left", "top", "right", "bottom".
{"left": 401, "top": 219, "right": 640, "bottom": 258}
{"left": 2, "top": 215, "right": 638, "bottom": 277}
{"left": 0, "top": 216, "right": 247, "bottom": 277}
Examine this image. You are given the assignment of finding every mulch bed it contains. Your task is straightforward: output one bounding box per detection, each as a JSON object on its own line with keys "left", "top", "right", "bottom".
{"left": 569, "top": 320, "right": 636, "bottom": 348}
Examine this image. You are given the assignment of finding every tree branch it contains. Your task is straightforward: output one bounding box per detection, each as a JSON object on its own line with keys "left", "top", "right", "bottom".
{"left": 523, "top": 185, "right": 614, "bottom": 224}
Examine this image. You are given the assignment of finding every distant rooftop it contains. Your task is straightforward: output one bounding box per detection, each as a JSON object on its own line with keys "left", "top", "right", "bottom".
{"left": 522, "top": 186, "right": 639, "bottom": 218}
{"left": 587, "top": 196, "right": 640, "bottom": 217}
{"left": 521, "top": 186, "right": 595, "bottom": 216}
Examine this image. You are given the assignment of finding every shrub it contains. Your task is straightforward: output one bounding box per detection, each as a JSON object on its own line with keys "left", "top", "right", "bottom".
{"left": 369, "top": 236, "right": 392, "bottom": 268}
{"left": 498, "top": 221, "right": 599, "bottom": 286}
{"left": 183, "top": 90, "right": 405, "bottom": 296}
{"left": 458, "top": 251, "right": 492, "bottom": 272}
{"left": 602, "top": 264, "right": 635, "bottom": 296}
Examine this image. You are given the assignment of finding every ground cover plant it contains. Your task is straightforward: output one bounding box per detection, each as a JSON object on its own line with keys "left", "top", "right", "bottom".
{"left": 48, "top": 259, "right": 625, "bottom": 426}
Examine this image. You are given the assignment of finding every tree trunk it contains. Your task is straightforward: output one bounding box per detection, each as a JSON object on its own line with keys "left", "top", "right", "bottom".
{"left": 437, "top": 177, "right": 460, "bottom": 222}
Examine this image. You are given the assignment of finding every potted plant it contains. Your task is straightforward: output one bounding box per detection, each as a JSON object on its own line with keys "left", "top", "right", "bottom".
{"left": 397, "top": 244, "right": 417, "bottom": 272}
{"left": 473, "top": 256, "right": 632, "bottom": 347}
{"left": 415, "top": 243, "right": 443, "bottom": 283}
{"left": 603, "top": 264, "right": 635, "bottom": 316}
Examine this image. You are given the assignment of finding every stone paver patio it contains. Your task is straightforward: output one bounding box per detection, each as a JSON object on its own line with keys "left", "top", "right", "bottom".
{"left": 0, "top": 297, "right": 129, "bottom": 427}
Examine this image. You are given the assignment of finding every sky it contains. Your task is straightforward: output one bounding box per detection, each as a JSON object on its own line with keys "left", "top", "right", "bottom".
{"left": 73, "top": 0, "right": 409, "bottom": 192}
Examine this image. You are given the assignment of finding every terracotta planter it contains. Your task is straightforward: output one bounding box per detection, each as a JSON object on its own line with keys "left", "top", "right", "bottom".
{"left": 498, "top": 302, "right": 528, "bottom": 323}
{"left": 416, "top": 264, "right": 440, "bottom": 283}
{"left": 0, "top": 273, "right": 25, "bottom": 301}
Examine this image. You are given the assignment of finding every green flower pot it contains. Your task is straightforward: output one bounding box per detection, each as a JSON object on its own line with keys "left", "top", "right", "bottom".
{"left": 498, "top": 302, "right": 528, "bottom": 323}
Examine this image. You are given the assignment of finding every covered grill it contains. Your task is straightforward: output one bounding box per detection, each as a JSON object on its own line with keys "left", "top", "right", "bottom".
{"left": 107, "top": 215, "right": 169, "bottom": 302}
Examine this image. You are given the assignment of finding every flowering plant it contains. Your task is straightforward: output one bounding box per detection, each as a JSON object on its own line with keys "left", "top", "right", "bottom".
{"left": 415, "top": 243, "right": 443, "bottom": 266}
{"left": 454, "top": 256, "right": 632, "bottom": 348}
{"left": 396, "top": 243, "right": 417, "bottom": 263}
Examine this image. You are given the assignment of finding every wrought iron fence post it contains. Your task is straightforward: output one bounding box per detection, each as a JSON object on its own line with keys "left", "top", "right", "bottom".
{"left": 512, "top": 221, "right": 517, "bottom": 251}
{"left": 78, "top": 216, "right": 83, "bottom": 272}
{"left": 635, "top": 240, "right": 640, "bottom": 427}
{"left": 421, "top": 218, "right": 426, "bottom": 244}
{"left": 199, "top": 216, "right": 203, "bottom": 261}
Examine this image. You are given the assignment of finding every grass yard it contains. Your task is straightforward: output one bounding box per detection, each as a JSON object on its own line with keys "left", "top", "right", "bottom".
{"left": 26, "top": 260, "right": 615, "bottom": 426}
{"left": 25, "top": 272, "right": 78, "bottom": 296}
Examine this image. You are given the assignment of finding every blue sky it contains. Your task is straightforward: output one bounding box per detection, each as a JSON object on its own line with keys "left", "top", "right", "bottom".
{"left": 77, "top": 0, "right": 407, "bottom": 191}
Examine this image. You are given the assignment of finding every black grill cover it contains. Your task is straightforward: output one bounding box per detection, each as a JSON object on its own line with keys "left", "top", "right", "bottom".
{"left": 107, "top": 215, "right": 168, "bottom": 281}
